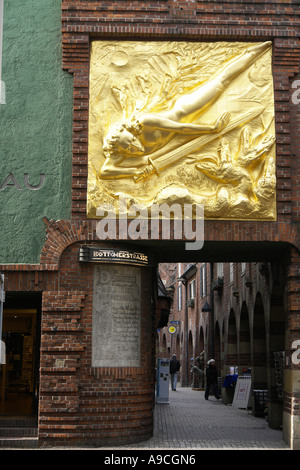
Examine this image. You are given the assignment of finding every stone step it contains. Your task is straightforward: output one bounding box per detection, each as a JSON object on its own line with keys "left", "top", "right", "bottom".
{"left": 0, "top": 436, "right": 38, "bottom": 448}
{"left": 0, "top": 418, "right": 38, "bottom": 448}
{"left": 0, "top": 426, "right": 38, "bottom": 437}
{"left": 0, "top": 417, "right": 37, "bottom": 427}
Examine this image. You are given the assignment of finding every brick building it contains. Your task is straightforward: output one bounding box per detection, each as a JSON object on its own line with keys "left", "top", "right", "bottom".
{"left": 0, "top": 0, "right": 299, "bottom": 449}
{"left": 157, "top": 261, "right": 287, "bottom": 430}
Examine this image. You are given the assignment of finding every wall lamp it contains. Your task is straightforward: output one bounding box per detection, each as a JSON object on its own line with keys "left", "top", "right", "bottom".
{"left": 202, "top": 301, "right": 211, "bottom": 313}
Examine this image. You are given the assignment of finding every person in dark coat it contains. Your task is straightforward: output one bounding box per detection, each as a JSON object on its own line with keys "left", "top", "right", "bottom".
{"left": 204, "top": 359, "right": 220, "bottom": 400}
{"left": 169, "top": 354, "right": 180, "bottom": 391}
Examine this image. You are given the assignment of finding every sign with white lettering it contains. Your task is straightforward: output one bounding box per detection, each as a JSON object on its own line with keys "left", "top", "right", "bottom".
{"left": 79, "top": 246, "right": 152, "bottom": 266}
{"left": 232, "top": 376, "right": 252, "bottom": 409}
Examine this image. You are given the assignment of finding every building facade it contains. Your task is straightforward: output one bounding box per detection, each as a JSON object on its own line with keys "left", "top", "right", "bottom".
{"left": 0, "top": 0, "right": 299, "bottom": 449}
{"left": 157, "top": 261, "right": 287, "bottom": 431}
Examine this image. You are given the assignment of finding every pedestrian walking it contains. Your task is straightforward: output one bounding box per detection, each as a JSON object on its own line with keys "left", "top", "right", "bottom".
{"left": 170, "top": 354, "right": 180, "bottom": 391}
{"left": 204, "top": 359, "right": 220, "bottom": 400}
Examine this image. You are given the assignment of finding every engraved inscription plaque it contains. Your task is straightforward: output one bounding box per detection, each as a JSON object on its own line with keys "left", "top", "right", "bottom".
{"left": 92, "top": 264, "right": 141, "bottom": 367}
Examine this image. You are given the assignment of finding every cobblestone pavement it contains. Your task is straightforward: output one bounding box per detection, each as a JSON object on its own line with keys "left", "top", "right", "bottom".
{"left": 117, "top": 385, "right": 290, "bottom": 450}
{"left": 1, "top": 385, "right": 290, "bottom": 452}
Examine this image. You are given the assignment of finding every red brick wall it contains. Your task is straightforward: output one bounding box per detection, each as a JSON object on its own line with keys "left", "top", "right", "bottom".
{"left": 290, "top": 69, "right": 300, "bottom": 223}
{"left": 60, "top": 0, "right": 300, "bottom": 251}
{"left": 1, "top": 0, "right": 299, "bottom": 448}
{"left": 59, "top": 4, "right": 300, "bottom": 440}
{"left": 38, "top": 242, "right": 156, "bottom": 447}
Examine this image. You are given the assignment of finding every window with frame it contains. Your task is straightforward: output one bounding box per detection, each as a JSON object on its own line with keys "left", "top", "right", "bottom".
{"left": 189, "top": 279, "right": 196, "bottom": 299}
{"left": 217, "top": 263, "right": 224, "bottom": 277}
{"left": 241, "top": 263, "right": 246, "bottom": 275}
{"left": 230, "top": 263, "right": 234, "bottom": 284}
{"left": 200, "top": 263, "right": 207, "bottom": 297}
{"left": 177, "top": 283, "right": 182, "bottom": 311}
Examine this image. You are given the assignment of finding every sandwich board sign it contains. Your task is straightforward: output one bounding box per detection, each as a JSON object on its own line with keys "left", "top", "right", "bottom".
{"left": 232, "top": 376, "right": 251, "bottom": 409}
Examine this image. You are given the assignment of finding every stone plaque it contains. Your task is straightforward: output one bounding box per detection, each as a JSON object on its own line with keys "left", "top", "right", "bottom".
{"left": 92, "top": 264, "right": 141, "bottom": 367}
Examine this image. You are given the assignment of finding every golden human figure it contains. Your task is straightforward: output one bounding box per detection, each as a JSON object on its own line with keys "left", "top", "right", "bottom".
{"left": 100, "top": 41, "right": 272, "bottom": 180}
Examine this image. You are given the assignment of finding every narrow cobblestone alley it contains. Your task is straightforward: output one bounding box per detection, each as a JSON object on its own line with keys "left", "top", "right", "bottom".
{"left": 117, "top": 386, "right": 290, "bottom": 450}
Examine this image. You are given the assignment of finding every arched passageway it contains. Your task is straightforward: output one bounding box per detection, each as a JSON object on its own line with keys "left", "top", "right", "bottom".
{"left": 187, "top": 331, "right": 193, "bottom": 386}
{"left": 161, "top": 333, "right": 168, "bottom": 358}
{"left": 155, "top": 256, "right": 297, "bottom": 449}
{"left": 252, "top": 292, "right": 268, "bottom": 417}
{"left": 253, "top": 293, "right": 267, "bottom": 389}
{"left": 227, "top": 309, "right": 238, "bottom": 367}
{"left": 240, "top": 302, "right": 251, "bottom": 369}
{"left": 214, "top": 321, "right": 221, "bottom": 377}
{"left": 268, "top": 283, "right": 286, "bottom": 429}
{"left": 199, "top": 327, "right": 205, "bottom": 357}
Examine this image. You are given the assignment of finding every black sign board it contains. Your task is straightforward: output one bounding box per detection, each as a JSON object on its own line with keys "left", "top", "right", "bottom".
{"left": 79, "top": 246, "right": 151, "bottom": 266}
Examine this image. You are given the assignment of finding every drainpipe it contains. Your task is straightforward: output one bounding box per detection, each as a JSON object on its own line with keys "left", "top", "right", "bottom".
{"left": 0, "top": 0, "right": 4, "bottom": 104}
{"left": 0, "top": 274, "right": 4, "bottom": 364}
{"left": 184, "top": 280, "right": 188, "bottom": 386}
{"left": 0, "top": 3, "right": 5, "bottom": 368}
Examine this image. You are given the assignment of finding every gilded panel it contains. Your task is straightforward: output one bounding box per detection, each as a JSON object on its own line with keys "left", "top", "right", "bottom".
{"left": 87, "top": 41, "right": 276, "bottom": 220}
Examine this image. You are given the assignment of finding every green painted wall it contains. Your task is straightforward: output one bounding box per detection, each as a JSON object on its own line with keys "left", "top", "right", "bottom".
{"left": 0, "top": 0, "right": 73, "bottom": 264}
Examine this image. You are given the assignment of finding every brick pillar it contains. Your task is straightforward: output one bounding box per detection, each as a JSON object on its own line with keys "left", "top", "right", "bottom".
{"left": 38, "top": 242, "right": 157, "bottom": 448}
{"left": 169, "top": 0, "right": 197, "bottom": 18}
{"left": 283, "top": 247, "right": 300, "bottom": 449}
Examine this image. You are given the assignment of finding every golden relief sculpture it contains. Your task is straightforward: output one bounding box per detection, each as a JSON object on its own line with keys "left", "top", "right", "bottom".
{"left": 87, "top": 41, "right": 276, "bottom": 220}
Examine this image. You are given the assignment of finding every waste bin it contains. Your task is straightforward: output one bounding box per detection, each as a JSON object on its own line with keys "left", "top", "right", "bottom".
{"left": 222, "top": 374, "right": 238, "bottom": 404}
{"left": 253, "top": 389, "right": 268, "bottom": 417}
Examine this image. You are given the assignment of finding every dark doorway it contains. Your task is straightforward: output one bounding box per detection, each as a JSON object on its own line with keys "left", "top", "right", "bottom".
{"left": 0, "top": 292, "right": 41, "bottom": 417}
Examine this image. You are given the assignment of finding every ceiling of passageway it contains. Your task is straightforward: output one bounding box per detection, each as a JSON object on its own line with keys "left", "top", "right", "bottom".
{"left": 120, "top": 240, "right": 291, "bottom": 263}
{"left": 3, "top": 292, "right": 42, "bottom": 309}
